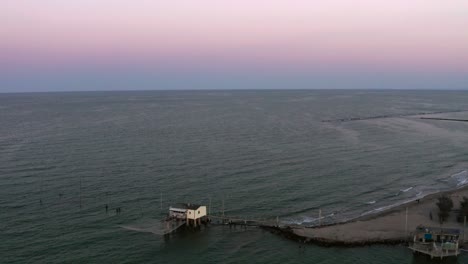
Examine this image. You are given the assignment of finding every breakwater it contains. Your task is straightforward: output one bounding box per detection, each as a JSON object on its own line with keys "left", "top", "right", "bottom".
{"left": 322, "top": 110, "right": 467, "bottom": 123}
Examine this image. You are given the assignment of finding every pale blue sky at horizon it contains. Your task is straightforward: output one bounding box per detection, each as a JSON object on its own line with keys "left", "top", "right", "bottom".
{"left": 2, "top": 1, "right": 468, "bottom": 92}
{"left": 1, "top": 68, "right": 468, "bottom": 93}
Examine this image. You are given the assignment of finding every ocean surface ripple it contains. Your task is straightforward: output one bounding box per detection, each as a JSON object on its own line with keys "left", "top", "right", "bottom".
{"left": 1, "top": 90, "right": 468, "bottom": 263}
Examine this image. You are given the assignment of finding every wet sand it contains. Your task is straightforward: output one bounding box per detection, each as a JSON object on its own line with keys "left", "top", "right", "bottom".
{"left": 290, "top": 186, "right": 468, "bottom": 245}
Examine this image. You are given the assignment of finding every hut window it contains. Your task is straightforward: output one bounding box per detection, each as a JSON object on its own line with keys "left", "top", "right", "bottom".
{"left": 198, "top": 210, "right": 200, "bottom": 214}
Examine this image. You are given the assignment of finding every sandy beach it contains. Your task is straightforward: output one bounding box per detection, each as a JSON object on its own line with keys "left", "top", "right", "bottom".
{"left": 290, "top": 186, "right": 468, "bottom": 245}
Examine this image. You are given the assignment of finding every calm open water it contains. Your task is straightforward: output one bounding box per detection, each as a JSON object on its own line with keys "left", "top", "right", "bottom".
{"left": 1, "top": 90, "right": 468, "bottom": 263}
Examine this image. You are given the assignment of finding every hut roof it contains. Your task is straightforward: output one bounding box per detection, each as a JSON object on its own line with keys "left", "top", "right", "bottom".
{"left": 170, "top": 203, "right": 202, "bottom": 210}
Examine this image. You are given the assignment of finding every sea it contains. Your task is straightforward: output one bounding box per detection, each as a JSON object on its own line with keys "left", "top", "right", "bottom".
{"left": 1, "top": 90, "right": 468, "bottom": 263}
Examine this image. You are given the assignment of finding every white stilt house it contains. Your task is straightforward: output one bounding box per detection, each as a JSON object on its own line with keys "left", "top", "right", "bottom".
{"left": 169, "top": 203, "right": 207, "bottom": 227}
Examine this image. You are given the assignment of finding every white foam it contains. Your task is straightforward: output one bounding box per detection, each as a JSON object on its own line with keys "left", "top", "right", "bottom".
{"left": 451, "top": 170, "right": 468, "bottom": 187}
{"left": 285, "top": 216, "right": 318, "bottom": 225}
{"left": 400, "top": 187, "right": 413, "bottom": 192}
{"left": 285, "top": 213, "right": 336, "bottom": 225}
{"left": 365, "top": 200, "right": 376, "bottom": 205}
{"left": 360, "top": 200, "right": 409, "bottom": 217}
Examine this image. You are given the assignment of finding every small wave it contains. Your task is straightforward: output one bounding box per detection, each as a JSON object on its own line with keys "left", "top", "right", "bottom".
{"left": 360, "top": 199, "right": 411, "bottom": 217}
{"left": 365, "top": 200, "right": 376, "bottom": 205}
{"left": 400, "top": 187, "right": 413, "bottom": 192}
{"left": 361, "top": 206, "right": 393, "bottom": 217}
{"left": 360, "top": 189, "right": 442, "bottom": 219}
{"left": 394, "top": 187, "right": 413, "bottom": 196}
{"left": 451, "top": 170, "right": 468, "bottom": 187}
{"left": 285, "top": 216, "right": 318, "bottom": 225}
{"left": 285, "top": 213, "right": 336, "bottom": 225}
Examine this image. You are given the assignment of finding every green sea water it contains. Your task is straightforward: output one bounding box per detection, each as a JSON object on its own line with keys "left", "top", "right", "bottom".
{"left": 2, "top": 90, "right": 468, "bottom": 263}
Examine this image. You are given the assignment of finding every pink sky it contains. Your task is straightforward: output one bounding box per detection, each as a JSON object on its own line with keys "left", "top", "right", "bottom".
{"left": 2, "top": 0, "right": 468, "bottom": 73}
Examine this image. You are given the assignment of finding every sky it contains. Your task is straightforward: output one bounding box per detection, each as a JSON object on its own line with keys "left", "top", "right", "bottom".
{"left": 1, "top": 0, "right": 468, "bottom": 92}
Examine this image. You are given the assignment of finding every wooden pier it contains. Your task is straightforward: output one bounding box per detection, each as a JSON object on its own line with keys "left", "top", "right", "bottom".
{"left": 208, "top": 215, "right": 280, "bottom": 227}
{"left": 123, "top": 201, "right": 302, "bottom": 237}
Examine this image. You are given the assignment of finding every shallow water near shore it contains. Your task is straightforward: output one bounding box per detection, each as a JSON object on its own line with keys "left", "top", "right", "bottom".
{"left": 2, "top": 90, "right": 468, "bottom": 263}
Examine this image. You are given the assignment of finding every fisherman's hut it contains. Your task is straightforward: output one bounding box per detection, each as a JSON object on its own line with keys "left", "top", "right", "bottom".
{"left": 169, "top": 203, "right": 207, "bottom": 227}
{"left": 409, "top": 226, "right": 460, "bottom": 259}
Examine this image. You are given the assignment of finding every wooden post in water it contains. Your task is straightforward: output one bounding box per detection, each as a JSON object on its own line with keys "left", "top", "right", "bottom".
{"left": 209, "top": 196, "right": 212, "bottom": 216}
{"left": 160, "top": 193, "right": 163, "bottom": 210}
{"left": 405, "top": 207, "right": 408, "bottom": 239}
{"left": 105, "top": 192, "right": 109, "bottom": 215}
{"left": 464, "top": 216, "right": 466, "bottom": 243}
{"left": 79, "top": 175, "right": 82, "bottom": 210}
{"left": 222, "top": 196, "right": 225, "bottom": 218}
{"left": 39, "top": 174, "right": 44, "bottom": 206}
{"left": 319, "top": 209, "right": 322, "bottom": 226}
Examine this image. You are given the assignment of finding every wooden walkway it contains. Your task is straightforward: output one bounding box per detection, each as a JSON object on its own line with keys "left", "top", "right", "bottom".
{"left": 208, "top": 215, "right": 293, "bottom": 228}
{"left": 122, "top": 214, "right": 311, "bottom": 236}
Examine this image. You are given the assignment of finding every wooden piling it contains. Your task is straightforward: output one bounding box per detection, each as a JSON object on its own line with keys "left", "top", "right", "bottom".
{"left": 319, "top": 209, "right": 322, "bottom": 226}
{"left": 464, "top": 216, "right": 466, "bottom": 243}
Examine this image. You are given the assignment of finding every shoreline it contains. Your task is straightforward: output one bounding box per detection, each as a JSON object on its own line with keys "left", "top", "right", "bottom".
{"left": 346, "top": 184, "right": 467, "bottom": 223}
{"left": 268, "top": 184, "right": 468, "bottom": 246}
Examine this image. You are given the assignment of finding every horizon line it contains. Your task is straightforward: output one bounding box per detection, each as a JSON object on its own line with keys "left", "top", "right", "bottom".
{"left": 2, "top": 87, "right": 468, "bottom": 95}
